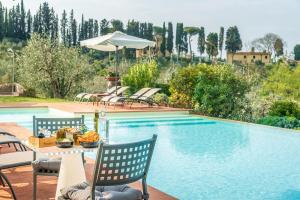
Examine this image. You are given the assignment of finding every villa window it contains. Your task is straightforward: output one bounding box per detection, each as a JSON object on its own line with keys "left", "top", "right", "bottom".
{"left": 244, "top": 55, "right": 247, "bottom": 59}
{"left": 253, "top": 55, "right": 256, "bottom": 59}
{"left": 265, "top": 56, "right": 268, "bottom": 59}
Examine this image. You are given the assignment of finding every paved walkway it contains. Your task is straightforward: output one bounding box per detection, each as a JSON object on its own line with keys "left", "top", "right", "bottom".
{"left": 0, "top": 102, "right": 187, "bottom": 114}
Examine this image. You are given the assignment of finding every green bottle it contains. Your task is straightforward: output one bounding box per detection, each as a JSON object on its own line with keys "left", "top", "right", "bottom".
{"left": 94, "top": 110, "right": 99, "bottom": 134}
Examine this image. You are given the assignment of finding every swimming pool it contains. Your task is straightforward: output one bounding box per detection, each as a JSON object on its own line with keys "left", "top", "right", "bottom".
{"left": 0, "top": 107, "right": 74, "bottom": 130}
{"left": 1, "top": 108, "right": 300, "bottom": 199}
{"left": 100, "top": 115, "right": 300, "bottom": 200}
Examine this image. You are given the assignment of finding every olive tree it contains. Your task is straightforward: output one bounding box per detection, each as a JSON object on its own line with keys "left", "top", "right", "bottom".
{"left": 17, "top": 34, "right": 91, "bottom": 98}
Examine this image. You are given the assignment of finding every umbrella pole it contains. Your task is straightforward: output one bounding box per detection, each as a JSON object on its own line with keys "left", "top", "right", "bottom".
{"left": 115, "top": 46, "right": 119, "bottom": 95}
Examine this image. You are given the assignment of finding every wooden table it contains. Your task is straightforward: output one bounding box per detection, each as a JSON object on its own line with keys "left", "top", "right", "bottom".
{"left": 21, "top": 140, "right": 97, "bottom": 199}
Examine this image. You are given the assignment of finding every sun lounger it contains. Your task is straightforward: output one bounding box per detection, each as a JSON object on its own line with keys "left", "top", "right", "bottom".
{"left": 134, "top": 88, "right": 161, "bottom": 106}
{"left": 0, "top": 151, "right": 35, "bottom": 199}
{"left": 107, "top": 87, "right": 152, "bottom": 105}
{"left": 58, "top": 135, "right": 157, "bottom": 200}
{"left": 0, "top": 128, "right": 29, "bottom": 150}
{"left": 74, "top": 93, "right": 88, "bottom": 102}
{"left": 100, "top": 86, "right": 129, "bottom": 104}
{"left": 0, "top": 133, "right": 26, "bottom": 152}
{"left": 81, "top": 86, "right": 122, "bottom": 103}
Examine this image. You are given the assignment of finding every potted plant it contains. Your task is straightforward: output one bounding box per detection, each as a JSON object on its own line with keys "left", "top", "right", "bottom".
{"left": 106, "top": 71, "right": 120, "bottom": 81}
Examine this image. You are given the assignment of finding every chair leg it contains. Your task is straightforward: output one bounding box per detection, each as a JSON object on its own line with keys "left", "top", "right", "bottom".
{"left": 33, "top": 172, "right": 37, "bottom": 200}
{"left": 0, "top": 171, "right": 17, "bottom": 200}
{"left": 142, "top": 178, "right": 149, "bottom": 200}
{"left": 0, "top": 174, "right": 5, "bottom": 187}
{"left": 13, "top": 143, "right": 18, "bottom": 151}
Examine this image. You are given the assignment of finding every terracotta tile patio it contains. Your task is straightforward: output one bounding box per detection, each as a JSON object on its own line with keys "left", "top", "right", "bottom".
{"left": 0, "top": 102, "right": 188, "bottom": 114}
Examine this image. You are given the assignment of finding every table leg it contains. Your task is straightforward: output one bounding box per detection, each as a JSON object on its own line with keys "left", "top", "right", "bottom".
{"left": 55, "top": 154, "right": 86, "bottom": 199}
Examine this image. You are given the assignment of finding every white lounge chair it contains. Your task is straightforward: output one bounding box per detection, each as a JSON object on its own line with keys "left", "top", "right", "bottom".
{"left": 100, "top": 86, "right": 129, "bottom": 104}
{"left": 107, "top": 88, "right": 152, "bottom": 106}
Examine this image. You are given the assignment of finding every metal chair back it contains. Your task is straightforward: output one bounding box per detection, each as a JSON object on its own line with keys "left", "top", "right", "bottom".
{"left": 91, "top": 134, "right": 157, "bottom": 200}
{"left": 32, "top": 115, "right": 85, "bottom": 136}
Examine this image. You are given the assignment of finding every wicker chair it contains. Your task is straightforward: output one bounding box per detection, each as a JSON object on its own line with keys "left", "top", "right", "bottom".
{"left": 32, "top": 115, "right": 85, "bottom": 200}
{"left": 59, "top": 134, "right": 157, "bottom": 200}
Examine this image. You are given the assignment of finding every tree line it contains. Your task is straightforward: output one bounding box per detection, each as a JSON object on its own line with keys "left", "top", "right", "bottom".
{"left": 0, "top": 0, "right": 243, "bottom": 59}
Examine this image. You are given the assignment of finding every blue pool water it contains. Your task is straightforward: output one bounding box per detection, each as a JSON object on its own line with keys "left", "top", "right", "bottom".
{"left": 0, "top": 107, "right": 74, "bottom": 130}
{"left": 1, "top": 108, "right": 300, "bottom": 199}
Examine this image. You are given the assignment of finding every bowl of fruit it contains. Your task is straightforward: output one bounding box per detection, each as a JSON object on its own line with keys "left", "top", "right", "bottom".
{"left": 55, "top": 127, "right": 80, "bottom": 148}
{"left": 78, "top": 131, "right": 100, "bottom": 148}
{"left": 56, "top": 138, "right": 74, "bottom": 148}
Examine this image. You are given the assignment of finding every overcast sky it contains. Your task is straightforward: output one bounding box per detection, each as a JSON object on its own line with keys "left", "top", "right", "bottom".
{"left": 2, "top": 0, "right": 299, "bottom": 54}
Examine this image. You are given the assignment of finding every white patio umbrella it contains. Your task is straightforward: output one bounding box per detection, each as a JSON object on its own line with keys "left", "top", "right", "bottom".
{"left": 80, "top": 31, "right": 156, "bottom": 94}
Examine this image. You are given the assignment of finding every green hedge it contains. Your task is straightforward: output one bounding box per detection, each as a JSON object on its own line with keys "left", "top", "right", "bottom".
{"left": 257, "top": 116, "right": 300, "bottom": 129}
{"left": 268, "top": 101, "right": 300, "bottom": 119}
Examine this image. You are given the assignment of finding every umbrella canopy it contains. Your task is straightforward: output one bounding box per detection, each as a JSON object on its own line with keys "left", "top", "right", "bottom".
{"left": 80, "top": 31, "right": 155, "bottom": 51}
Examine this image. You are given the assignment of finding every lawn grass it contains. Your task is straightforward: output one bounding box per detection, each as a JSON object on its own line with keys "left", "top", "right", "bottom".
{"left": 0, "top": 96, "right": 69, "bottom": 103}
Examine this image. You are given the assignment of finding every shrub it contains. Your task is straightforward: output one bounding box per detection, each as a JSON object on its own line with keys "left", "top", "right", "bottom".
{"left": 153, "top": 93, "right": 169, "bottom": 106}
{"left": 260, "top": 64, "right": 300, "bottom": 101}
{"left": 21, "top": 88, "right": 36, "bottom": 97}
{"left": 257, "top": 116, "right": 300, "bottom": 129}
{"left": 122, "top": 61, "right": 158, "bottom": 94}
{"left": 169, "top": 65, "right": 203, "bottom": 108}
{"left": 154, "top": 83, "right": 170, "bottom": 96}
{"left": 255, "top": 60, "right": 264, "bottom": 66}
{"left": 268, "top": 101, "right": 300, "bottom": 119}
{"left": 193, "top": 64, "right": 249, "bottom": 118}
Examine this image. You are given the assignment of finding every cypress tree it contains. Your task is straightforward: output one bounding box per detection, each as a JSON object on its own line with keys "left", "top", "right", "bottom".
{"left": 160, "top": 22, "right": 166, "bottom": 56}
{"left": 219, "top": 27, "right": 224, "bottom": 58}
{"left": 79, "top": 14, "right": 84, "bottom": 40}
{"left": 32, "top": 13, "right": 39, "bottom": 33}
{"left": 70, "top": 9, "right": 77, "bottom": 45}
{"left": 26, "top": 10, "right": 32, "bottom": 39}
{"left": 50, "top": 9, "right": 58, "bottom": 40}
{"left": 4, "top": 8, "right": 8, "bottom": 36}
{"left": 146, "top": 23, "right": 153, "bottom": 40}
{"left": 87, "top": 19, "right": 94, "bottom": 39}
{"left": 197, "top": 27, "right": 205, "bottom": 57}
{"left": 175, "top": 23, "right": 184, "bottom": 57}
{"left": 93, "top": 20, "right": 98, "bottom": 37}
{"left": 7, "top": 8, "right": 14, "bottom": 37}
{"left": 60, "top": 10, "right": 68, "bottom": 45}
{"left": 20, "top": 0, "right": 26, "bottom": 39}
{"left": 83, "top": 20, "right": 88, "bottom": 39}
{"left": 41, "top": 2, "right": 51, "bottom": 36}
{"left": 14, "top": 4, "right": 21, "bottom": 38}
{"left": 139, "top": 22, "right": 146, "bottom": 38}
{"left": 166, "top": 22, "right": 173, "bottom": 54}
{"left": 0, "top": 2, "right": 4, "bottom": 40}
